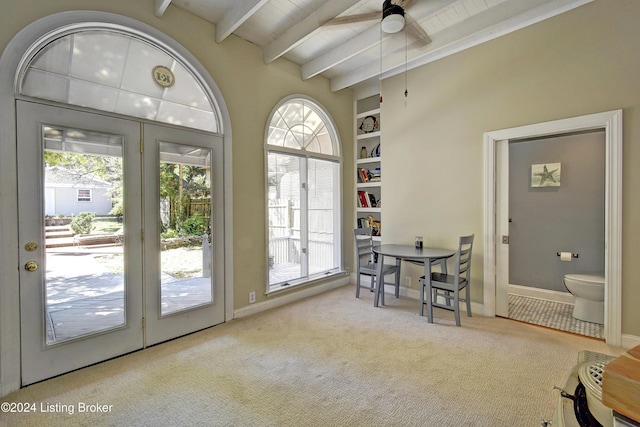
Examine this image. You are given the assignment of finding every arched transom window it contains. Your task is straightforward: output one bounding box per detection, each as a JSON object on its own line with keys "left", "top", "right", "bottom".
{"left": 265, "top": 97, "right": 342, "bottom": 292}
{"left": 18, "top": 27, "right": 221, "bottom": 133}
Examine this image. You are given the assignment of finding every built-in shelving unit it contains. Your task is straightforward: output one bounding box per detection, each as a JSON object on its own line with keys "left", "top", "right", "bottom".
{"left": 355, "top": 94, "right": 382, "bottom": 240}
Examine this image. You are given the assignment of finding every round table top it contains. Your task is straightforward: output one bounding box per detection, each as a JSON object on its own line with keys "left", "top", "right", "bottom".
{"left": 372, "top": 244, "right": 455, "bottom": 260}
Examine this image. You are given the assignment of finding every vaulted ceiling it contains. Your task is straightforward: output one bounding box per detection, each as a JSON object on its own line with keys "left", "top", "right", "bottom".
{"left": 156, "top": 0, "right": 592, "bottom": 92}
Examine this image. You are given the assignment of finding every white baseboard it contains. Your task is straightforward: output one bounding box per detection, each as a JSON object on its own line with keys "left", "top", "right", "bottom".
{"left": 233, "top": 275, "right": 350, "bottom": 319}
{"left": 508, "top": 284, "right": 575, "bottom": 304}
{"left": 621, "top": 334, "right": 640, "bottom": 349}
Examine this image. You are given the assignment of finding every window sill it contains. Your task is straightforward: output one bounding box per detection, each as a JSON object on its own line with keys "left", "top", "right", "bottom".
{"left": 266, "top": 269, "right": 347, "bottom": 296}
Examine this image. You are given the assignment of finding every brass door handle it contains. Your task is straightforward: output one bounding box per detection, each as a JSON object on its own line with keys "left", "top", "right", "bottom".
{"left": 24, "top": 261, "right": 39, "bottom": 272}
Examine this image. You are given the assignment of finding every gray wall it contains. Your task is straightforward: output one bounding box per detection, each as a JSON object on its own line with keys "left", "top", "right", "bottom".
{"left": 508, "top": 131, "right": 605, "bottom": 292}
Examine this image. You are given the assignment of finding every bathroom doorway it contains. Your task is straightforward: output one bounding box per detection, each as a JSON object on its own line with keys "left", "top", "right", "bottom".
{"left": 506, "top": 131, "right": 605, "bottom": 339}
{"left": 483, "top": 110, "right": 622, "bottom": 347}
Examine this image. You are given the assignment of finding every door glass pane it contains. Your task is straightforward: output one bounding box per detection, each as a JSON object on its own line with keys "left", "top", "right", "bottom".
{"left": 159, "top": 142, "right": 213, "bottom": 315}
{"left": 268, "top": 153, "right": 303, "bottom": 285}
{"left": 307, "top": 158, "right": 339, "bottom": 275}
{"left": 43, "top": 126, "right": 125, "bottom": 344}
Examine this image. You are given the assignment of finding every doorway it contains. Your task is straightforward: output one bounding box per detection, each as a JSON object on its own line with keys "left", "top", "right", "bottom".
{"left": 18, "top": 101, "right": 225, "bottom": 385}
{"left": 483, "top": 110, "right": 623, "bottom": 346}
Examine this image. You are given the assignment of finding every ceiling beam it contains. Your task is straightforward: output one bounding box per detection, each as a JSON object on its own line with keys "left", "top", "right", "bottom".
{"left": 303, "top": 0, "right": 451, "bottom": 81}
{"left": 154, "top": 0, "right": 172, "bottom": 18}
{"left": 216, "top": 0, "right": 270, "bottom": 44}
{"left": 329, "top": 0, "right": 594, "bottom": 91}
{"left": 263, "top": 0, "right": 364, "bottom": 64}
{"left": 301, "top": 25, "right": 380, "bottom": 80}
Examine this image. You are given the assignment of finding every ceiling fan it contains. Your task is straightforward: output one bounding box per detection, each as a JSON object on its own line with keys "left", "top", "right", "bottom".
{"left": 325, "top": 0, "right": 431, "bottom": 45}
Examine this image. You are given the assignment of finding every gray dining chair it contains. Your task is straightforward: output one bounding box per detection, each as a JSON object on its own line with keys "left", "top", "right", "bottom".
{"left": 419, "top": 234, "right": 474, "bottom": 326}
{"left": 353, "top": 228, "right": 400, "bottom": 305}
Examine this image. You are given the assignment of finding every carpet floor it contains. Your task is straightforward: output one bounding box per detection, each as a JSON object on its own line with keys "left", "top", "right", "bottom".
{"left": 508, "top": 294, "right": 604, "bottom": 339}
{"left": 1, "top": 285, "right": 622, "bottom": 427}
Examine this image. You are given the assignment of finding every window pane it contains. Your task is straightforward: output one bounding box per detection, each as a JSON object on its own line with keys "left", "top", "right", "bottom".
{"left": 159, "top": 142, "right": 213, "bottom": 315}
{"left": 308, "top": 159, "right": 339, "bottom": 275}
{"left": 268, "top": 100, "right": 336, "bottom": 156}
{"left": 43, "top": 127, "right": 125, "bottom": 344}
{"left": 268, "top": 153, "right": 303, "bottom": 285}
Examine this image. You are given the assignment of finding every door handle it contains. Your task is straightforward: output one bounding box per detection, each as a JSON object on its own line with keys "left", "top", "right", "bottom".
{"left": 24, "top": 261, "right": 39, "bottom": 272}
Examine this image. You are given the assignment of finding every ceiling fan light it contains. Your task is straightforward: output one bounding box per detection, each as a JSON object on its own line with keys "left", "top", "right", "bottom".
{"left": 381, "top": 13, "right": 405, "bottom": 33}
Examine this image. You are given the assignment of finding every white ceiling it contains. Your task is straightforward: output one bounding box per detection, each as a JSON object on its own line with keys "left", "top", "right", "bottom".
{"left": 158, "top": 0, "right": 593, "bottom": 93}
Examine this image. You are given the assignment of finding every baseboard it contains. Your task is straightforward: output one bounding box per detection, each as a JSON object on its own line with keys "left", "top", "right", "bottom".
{"left": 621, "top": 334, "right": 640, "bottom": 349}
{"left": 508, "top": 284, "right": 574, "bottom": 304}
{"left": 233, "top": 275, "right": 350, "bottom": 319}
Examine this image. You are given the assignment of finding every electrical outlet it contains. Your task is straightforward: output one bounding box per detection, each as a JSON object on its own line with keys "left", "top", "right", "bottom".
{"left": 405, "top": 276, "right": 411, "bottom": 287}
{"left": 249, "top": 291, "right": 256, "bottom": 304}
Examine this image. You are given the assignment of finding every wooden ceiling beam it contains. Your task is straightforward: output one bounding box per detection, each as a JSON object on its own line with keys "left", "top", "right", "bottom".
{"left": 216, "top": 0, "right": 270, "bottom": 43}
{"left": 263, "top": 0, "right": 364, "bottom": 64}
{"left": 154, "top": 0, "right": 172, "bottom": 17}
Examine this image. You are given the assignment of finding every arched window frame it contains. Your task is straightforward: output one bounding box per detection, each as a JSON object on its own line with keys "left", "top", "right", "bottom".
{"left": 264, "top": 95, "right": 343, "bottom": 293}
{"left": 15, "top": 21, "right": 223, "bottom": 133}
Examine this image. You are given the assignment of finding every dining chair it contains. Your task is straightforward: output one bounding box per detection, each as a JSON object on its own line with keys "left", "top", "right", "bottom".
{"left": 353, "top": 228, "right": 400, "bottom": 304}
{"left": 419, "top": 234, "right": 474, "bottom": 326}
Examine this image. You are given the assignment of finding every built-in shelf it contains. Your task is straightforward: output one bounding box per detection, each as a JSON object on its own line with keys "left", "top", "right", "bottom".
{"left": 355, "top": 94, "right": 382, "bottom": 238}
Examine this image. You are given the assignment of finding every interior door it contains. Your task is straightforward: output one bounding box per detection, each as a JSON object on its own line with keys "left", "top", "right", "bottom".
{"left": 142, "top": 124, "right": 225, "bottom": 345}
{"left": 18, "top": 101, "right": 144, "bottom": 385}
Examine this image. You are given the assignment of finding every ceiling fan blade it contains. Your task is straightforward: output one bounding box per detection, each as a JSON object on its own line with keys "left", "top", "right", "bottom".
{"left": 394, "top": 0, "right": 414, "bottom": 9}
{"left": 405, "top": 13, "right": 431, "bottom": 45}
{"left": 324, "top": 11, "right": 381, "bottom": 26}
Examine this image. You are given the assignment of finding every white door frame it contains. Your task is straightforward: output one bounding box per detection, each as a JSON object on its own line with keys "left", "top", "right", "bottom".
{"left": 0, "top": 11, "right": 234, "bottom": 396}
{"left": 483, "top": 110, "right": 623, "bottom": 346}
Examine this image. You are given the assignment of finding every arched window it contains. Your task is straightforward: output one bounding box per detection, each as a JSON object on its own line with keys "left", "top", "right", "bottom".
{"left": 18, "top": 27, "right": 221, "bottom": 133}
{"left": 266, "top": 96, "right": 342, "bottom": 292}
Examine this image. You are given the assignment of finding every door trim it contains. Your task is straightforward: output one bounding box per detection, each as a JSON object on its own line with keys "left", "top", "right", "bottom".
{"left": 483, "top": 110, "right": 622, "bottom": 346}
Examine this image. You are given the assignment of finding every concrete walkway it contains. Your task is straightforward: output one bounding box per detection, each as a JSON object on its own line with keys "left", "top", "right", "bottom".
{"left": 45, "top": 250, "right": 212, "bottom": 343}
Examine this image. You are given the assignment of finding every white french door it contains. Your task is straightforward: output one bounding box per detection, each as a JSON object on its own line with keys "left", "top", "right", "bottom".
{"left": 18, "top": 101, "right": 224, "bottom": 385}
{"left": 142, "top": 123, "right": 224, "bottom": 345}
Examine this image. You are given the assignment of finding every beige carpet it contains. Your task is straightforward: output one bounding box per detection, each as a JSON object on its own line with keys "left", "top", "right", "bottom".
{"left": 1, "top": 285, "right": 623, "bottom": 426}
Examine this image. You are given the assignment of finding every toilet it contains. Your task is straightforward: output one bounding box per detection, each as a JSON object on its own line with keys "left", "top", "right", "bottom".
{"left": 563, "top": 273, "right": 605, "bottom": 324}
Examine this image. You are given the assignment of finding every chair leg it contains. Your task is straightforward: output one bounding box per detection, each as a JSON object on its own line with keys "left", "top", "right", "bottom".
{"left": 426, "top": 281, "right": 434, "bottom": 323}
{"left": 380, "top": 275, "right": 385, "bottom": 306}
{"left": 419, "top": 278, "right": 425, "bottom": 316}
{"left": 394, "top": 258, "right": 401, "bottom": 298}
{"left": 465, "top": 286, "right": 472, "bottom": 317}
{"left": 453, "top": 289, "right": 461, "bottom": 326}
{"left": 356, "top": 273, "right": 361, "bottom": 298}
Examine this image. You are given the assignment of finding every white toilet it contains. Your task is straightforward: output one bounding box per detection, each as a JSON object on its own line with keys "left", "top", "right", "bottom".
{"left": 563, "top": 273, "right": 605, "bottom": 324}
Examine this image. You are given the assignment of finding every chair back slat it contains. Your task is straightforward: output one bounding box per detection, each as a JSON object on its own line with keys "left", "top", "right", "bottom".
{"left": 454, "top": 235, "right": 474, "bottom": 282}
{"left": 354, "top": 228, "right": 375, "bottom": 266}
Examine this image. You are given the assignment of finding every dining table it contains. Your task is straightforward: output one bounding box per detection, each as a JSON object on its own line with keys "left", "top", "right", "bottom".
{"left": 372, "top": 244, "right": 456, "bottom": 312}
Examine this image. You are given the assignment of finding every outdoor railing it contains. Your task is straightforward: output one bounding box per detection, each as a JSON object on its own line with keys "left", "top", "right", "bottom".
{"left": 269, "top": 236, "right": 334, "bottom": 271}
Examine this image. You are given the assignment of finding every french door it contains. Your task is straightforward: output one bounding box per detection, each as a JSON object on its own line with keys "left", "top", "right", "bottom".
{"left": 18, "top": 101, "right": 224, "bottom": 385}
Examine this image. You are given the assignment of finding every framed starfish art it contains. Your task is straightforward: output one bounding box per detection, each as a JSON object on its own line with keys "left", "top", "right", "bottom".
{"left": 531, "top": 163, "right": 561, "bottom": 187}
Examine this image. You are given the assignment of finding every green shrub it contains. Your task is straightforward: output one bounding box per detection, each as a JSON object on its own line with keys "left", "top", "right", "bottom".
{"left": 70, "top": 212, "right": 96, "bottom": 235}
{"left": 178, "top": 213, "right": 206, "bottom": 237}
{"left": 161, "top": 228, "right": 179, "bottom": 239}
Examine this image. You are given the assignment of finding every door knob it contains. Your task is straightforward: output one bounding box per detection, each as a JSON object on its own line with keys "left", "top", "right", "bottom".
{"left": 24, "top": 261, "right": 39, "bottom": 272}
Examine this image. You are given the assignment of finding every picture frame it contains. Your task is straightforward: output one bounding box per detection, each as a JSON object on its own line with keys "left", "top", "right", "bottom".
{"left": 531, "top": 163, "right": 561, "bottom": 187}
